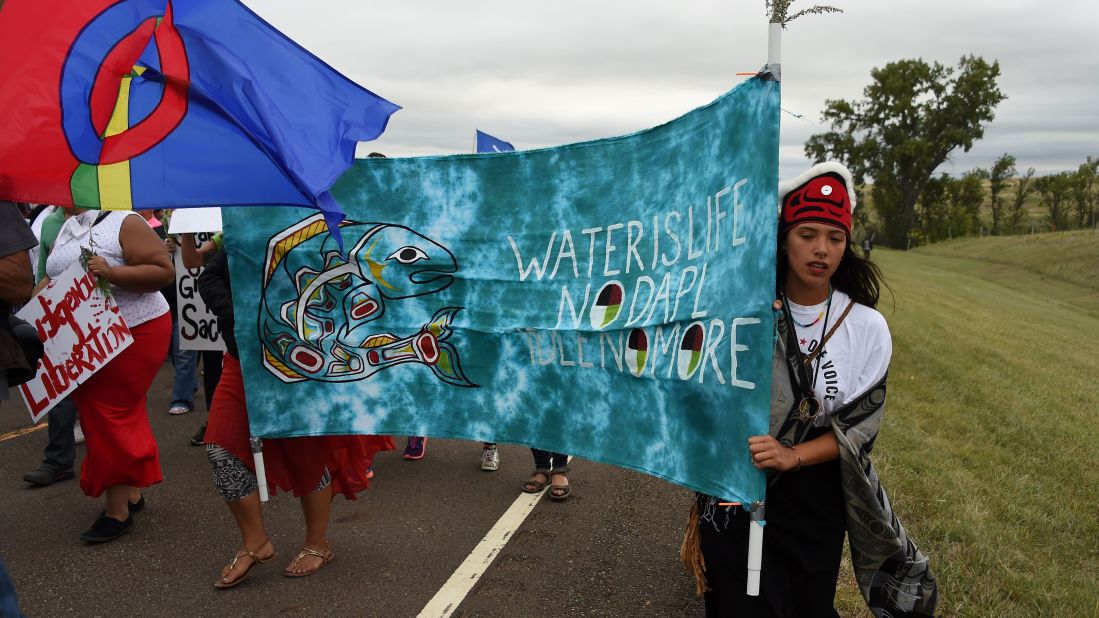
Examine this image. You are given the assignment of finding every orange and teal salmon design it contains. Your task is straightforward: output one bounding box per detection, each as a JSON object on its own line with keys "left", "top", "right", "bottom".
{"left": 259, "top": 214, "right": 475, "bottom": 387}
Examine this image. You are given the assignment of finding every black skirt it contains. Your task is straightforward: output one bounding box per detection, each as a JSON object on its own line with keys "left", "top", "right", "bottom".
{"left": 699, "top": 431, "right": 846, "bottom": 617}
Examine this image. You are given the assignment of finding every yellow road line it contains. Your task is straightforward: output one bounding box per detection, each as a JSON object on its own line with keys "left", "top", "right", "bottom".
{"left": 0, "top": 423, "right": 47, "bottom": 443}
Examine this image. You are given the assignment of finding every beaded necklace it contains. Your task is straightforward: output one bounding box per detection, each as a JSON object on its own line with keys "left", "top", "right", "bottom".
{"left": 781, "top": 285, "right": 835, "bottom": 423}
{"left": 789, "top": 286, "right": 832, "bottom": 328}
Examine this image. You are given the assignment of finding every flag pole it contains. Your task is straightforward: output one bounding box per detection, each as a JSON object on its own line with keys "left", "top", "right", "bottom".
{"left": 746, "top": 17, "right": 782, "bottom": 600}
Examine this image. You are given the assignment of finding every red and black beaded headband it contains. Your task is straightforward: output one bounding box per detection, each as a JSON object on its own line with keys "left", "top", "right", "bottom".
{"left": 777, "top": 162, "right": 855, "bottom": 236}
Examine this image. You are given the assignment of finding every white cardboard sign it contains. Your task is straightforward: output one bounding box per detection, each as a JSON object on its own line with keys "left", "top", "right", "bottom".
{"left": 175, "top": 232, "right": 226, "bottom": 351}
{"left": 167, "top": 207, "right": 222, "bottom": 234}
{"left": 17, "top": 262, "right": 133, "bottom": 422}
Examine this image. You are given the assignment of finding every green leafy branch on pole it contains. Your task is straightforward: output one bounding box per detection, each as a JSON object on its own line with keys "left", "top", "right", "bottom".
{"left": 766, "top": 0, "right": 842, "bottom": 27}
{"left": 79, "top": 246, "right": 114, "bottom": 300}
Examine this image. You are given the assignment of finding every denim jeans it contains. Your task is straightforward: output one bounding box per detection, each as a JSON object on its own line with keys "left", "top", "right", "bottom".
{"left": 169, "top": 320, "right": 198, "bottom": 409}
{"left": 531, "top": 448, "right": 568, "bottom": 470}
{"left": 0, "top": 560, "right": 22, "bottom": 618}
{"left": 42, "top": 395, "right": 77, "bottom": 471}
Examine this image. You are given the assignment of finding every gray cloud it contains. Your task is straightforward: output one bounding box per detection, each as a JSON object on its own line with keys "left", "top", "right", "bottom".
{"left": 247, "top": 0, "right": 1098, "bottom": 177}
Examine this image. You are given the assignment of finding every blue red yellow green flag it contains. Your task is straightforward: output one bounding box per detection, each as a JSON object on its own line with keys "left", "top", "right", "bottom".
{"left": 0, "top": 0, "right": 399, "bottom": 242}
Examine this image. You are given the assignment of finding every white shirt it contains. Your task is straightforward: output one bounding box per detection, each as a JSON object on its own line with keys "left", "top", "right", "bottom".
{"left": 786, "top": 289, "right": 891, "bottom": 415}
{"left": 47, "top": 210, "right": 169, "bottom": 328}
{"left": 28, "top": 205, "right": 53, "bottom": 275}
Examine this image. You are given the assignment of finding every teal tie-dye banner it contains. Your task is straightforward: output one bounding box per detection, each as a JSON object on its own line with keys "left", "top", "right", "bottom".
{"left": 224, "top": 75, "right": 778, "bottom": 503}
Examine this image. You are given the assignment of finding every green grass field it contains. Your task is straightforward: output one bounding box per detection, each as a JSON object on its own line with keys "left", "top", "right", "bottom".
{"left": 917, "top": 229, "right": 1099, "bottom": 295}
{"left": 831, "top": 232, "right": 1099, "bottom": 616}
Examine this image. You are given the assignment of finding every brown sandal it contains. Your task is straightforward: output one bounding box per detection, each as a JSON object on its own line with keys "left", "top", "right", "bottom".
{"left": 522, "top": 468, "right": 551, "bottom": 493}
{"left": 284, "top": 544, "right": 334, "bottom": 578}
{"left": 214, "top": 542, "right": 276, "bottom": 589}
{"left": 548, "top": 467, "right": 571, "bottom": 501}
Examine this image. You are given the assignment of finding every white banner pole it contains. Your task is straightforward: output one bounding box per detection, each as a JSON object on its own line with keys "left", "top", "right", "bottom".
{"left": 768, "top": 22, "right": 782, "bottom": 66}
{"left": 250, "top": 437, "right": 269, "bottom": 502}
{"left": 747, "top": 18, "right": 782, "bottom": 598}
{"left": 747, "top": 502, "right": 765, "bottom": 596}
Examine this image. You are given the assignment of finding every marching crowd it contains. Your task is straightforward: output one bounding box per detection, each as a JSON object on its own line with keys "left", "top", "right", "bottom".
{"left": 1, "top": 160, "right": 935, "bottom": 616}
{"left": 2, "top": 202, "right": 572, "bottom": 591}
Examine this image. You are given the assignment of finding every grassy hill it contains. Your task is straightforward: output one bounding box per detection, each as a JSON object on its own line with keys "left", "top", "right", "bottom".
{"left": 916, "top": 229, "right": 1099, "bottom": 293}
{"left": 831, "top": 232, "right": 1099, "bottom": 616}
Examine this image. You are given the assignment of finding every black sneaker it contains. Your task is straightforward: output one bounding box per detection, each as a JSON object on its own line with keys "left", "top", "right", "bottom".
{"left": 128, "top": 495, "right": 146, "bottom": 514}
{"left": 23, "top": 465, "right": 75, "bottom": 486}
{"left": 190, "top": 423, "right": 207, "bottom": 446}
{"left": 80, "top": 514, "right": 133, "bottom": 543}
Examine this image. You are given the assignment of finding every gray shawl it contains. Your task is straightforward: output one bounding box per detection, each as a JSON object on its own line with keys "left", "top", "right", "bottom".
{"left": 771, "top": 315, "right": 939, "bottom": 617}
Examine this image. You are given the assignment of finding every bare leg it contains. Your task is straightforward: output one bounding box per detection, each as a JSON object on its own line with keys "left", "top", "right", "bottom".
{"left": 219, "top": 491, "right": 275, "bottom": 585}
{"left": 285, "top": 484, "right": 333, "bottom": 575}
{"left": 550, "top": 470, "right": 572, "bottom": 500}
{"left": 551, "top": 471, "right": 570, "bottom": 492}
{"left": 104, "top": 485, "right": 131, "bottom": 521}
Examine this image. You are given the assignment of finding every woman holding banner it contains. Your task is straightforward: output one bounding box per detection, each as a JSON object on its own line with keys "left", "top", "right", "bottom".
{"left": 682, "top": 162, "right": 936, "bottom": 617}
{"left": 41, "top": 208, "right": 175, "bottom": 543}
{"left": 196, "top": 247, "right": 394, "bottom": 588}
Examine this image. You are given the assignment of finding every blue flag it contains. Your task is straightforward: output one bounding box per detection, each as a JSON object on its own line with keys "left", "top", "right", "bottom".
{"left": 475, "top": 130, "right": 515, "bottom": 153}
{"left": 226, "top": 76, "right": 779, "bottom": 503}
{"left": 0, "top": 0, "right": 400, "bottom": 247}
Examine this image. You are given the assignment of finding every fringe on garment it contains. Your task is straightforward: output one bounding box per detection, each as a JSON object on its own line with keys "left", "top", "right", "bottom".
{"left": 679, "top": 499, "right": 710, "bottom": 596}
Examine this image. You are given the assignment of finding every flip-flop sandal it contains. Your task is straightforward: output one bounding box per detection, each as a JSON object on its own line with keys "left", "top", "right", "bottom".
{"left": 548, "top": 467, "right": 571, "bottom": 501}
{"left": 214, "top": 546, "right": 276, "bottom": 589}
{"left": 521, "top": 468, "right": 551, "bottom": 493}
{"left": 284, "top": 545, "right": 334, "bottom": 578}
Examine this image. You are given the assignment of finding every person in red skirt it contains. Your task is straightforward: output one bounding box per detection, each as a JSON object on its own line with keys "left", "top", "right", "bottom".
{"left": 41, "top": 208, "right": 175, "bottom": 542}
{"left": 196, "top": 247, "right": 394, "bottom": 589}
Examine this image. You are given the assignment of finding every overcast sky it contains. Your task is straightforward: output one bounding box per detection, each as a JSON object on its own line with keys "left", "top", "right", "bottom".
{"left": 246, "top": 0, "right": 1098, "bottom": 178}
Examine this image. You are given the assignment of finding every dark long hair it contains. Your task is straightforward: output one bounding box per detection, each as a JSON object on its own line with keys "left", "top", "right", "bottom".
{"left": 776, "top": 234, "right": 888, "bottom": 309}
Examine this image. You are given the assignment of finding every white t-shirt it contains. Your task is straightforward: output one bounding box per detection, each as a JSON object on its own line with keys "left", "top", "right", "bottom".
{"left": 786, "top": 289, "right": 891, "bottom": 415}
{"left": 47, "top": 210, "right": 169, "bottom": 328}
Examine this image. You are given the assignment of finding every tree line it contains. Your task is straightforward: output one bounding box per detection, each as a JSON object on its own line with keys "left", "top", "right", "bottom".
{"left": 902, "top": 154, "right": 1097, "bottom": 246}
{"left": 804, "top": 54, "right": 1097, "bottom": 247}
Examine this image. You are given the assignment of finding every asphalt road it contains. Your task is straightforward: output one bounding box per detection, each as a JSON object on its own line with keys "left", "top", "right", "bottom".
{"left": 0, "top": 361, "right": 703, "bottom": 617}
